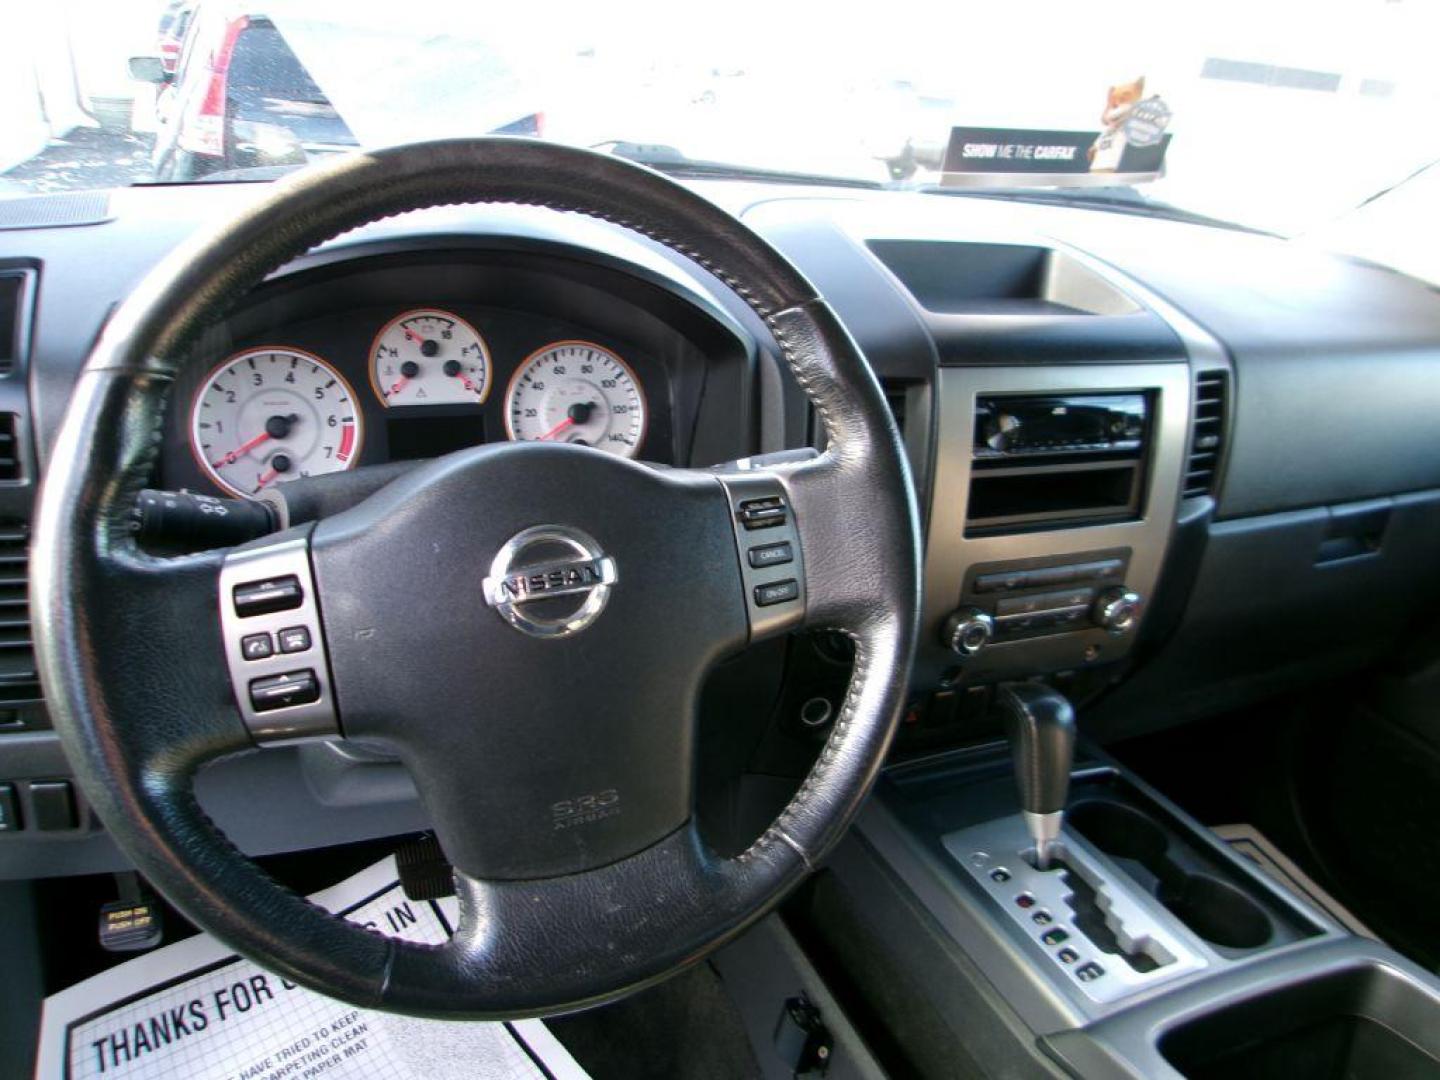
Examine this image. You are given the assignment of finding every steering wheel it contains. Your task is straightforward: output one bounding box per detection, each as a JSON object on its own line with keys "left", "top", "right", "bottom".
{"left": 32, "top": 139, "right": 920, "bottom": 1017}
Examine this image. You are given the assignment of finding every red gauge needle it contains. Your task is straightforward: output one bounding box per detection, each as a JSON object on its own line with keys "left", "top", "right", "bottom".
{"left": 388, "top": 376, "right": 409, "bottom": 397}
{"left": 402, "top": 326, "right": 421, "bottom": 343}
{"left": 538, "top": 417, "right": 575, "bottom": 441}
{"left": 253, "top": 467, "right": 279, "bottom": 493}
{"left": 212, "top": 431, "right": 271, "bottom": 468}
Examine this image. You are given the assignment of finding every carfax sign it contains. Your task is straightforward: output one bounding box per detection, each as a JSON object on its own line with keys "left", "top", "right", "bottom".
{"left": 942, "top": 78, "right": 1173, "bottom": 183}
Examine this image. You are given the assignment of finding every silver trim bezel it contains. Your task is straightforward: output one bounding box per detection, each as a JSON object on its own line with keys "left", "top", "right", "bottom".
{"left": 218, "top": 531, "right": 340, "bottom": 743}
{"left": 919, "top": 362, "right": 1189, "bottom": 683}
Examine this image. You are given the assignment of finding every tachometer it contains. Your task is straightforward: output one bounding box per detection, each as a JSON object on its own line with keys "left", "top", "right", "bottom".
{"left": 190, "top": 347, "right": 362, "bottom": 498}
{"left": 503, "top": 341, "right": 646, "bottom": 458}
{"left": 370, "top": 308, "right": 490, "bottom": 406}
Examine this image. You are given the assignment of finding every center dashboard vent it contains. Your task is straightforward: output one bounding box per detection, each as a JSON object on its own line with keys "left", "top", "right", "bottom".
{"left": 0, "top": 522, "right": 38, "bottom": 704}
{"left": 1183, "top": 371, "right": 1228, "bottom": 498}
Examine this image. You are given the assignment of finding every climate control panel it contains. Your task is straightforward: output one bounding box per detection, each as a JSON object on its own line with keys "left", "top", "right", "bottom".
{"left": 941, "top": 550, "right": 1142, "bottom": 658}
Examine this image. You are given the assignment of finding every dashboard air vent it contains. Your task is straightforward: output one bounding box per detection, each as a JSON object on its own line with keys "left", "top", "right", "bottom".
{"left": 0, "top": 271, "right": 27, "bottom": 376}
{"left": 0, "top": 414, "right": 19, "bottom": 480}
{"left": 883, "top": 383, "right": 909, "bottom": 435}
{"left": 0, "top": 522, "right": 39, "bottom": 704}
{"left": 1184, "top": 371, "right": 1228, "bottom": 498}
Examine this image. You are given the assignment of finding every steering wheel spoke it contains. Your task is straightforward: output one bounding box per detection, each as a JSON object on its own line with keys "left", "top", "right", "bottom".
{"left": 712, "top": 466, "right": 809, "bottom": 643}
{"left": 218, "top": 527, "right": 340, "bottom": 743}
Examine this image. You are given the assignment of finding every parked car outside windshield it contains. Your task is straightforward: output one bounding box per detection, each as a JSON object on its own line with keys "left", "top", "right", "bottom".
{"left": 2, "top": 0, "right": 1438, "bottom": 282}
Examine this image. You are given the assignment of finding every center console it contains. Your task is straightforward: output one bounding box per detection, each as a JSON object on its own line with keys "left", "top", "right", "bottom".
{"left": 760, "top": 225, "right": 1440, "bottom": 1078}
{"left": 918, "top": 361, "right": 1190, "bottom": 689}
{"left": 799, "top": 741, "right": 1440, "bottom": 1080}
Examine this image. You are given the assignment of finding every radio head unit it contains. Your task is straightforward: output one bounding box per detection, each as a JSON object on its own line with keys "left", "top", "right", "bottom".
{"left": 975, "top": 393, "right": 1147, "bottom": 459}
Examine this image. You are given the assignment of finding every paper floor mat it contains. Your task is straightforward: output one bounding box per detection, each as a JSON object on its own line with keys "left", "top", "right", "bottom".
{"left": 35, "top": 857, "right": 587, "bottom": 1080}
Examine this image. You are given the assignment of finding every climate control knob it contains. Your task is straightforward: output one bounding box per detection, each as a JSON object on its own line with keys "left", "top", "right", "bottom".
{"left": 1093, "top": 588, "right": 1143, "bottom": 635}
{"left": 941, "top": 608, "right": 995, "bottom": 656}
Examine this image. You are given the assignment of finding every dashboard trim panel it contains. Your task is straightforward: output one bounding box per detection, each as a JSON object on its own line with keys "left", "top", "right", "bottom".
{"left": 919, "top": 362, "right": 1190, "bottom": 686}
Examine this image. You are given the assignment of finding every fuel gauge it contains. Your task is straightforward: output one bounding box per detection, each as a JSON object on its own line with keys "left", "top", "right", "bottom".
{"left": 369, "top": 309, "right": 490, "bottom": 407}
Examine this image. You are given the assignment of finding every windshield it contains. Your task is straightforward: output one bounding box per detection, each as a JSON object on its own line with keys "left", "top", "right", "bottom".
{"left": 2, "top": 1, "right": 1437, "bottom": 278}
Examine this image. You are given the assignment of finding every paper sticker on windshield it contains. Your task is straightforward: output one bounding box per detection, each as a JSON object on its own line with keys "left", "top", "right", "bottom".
{"left": 943, "top": 77, "right": 1172, "bottom": 184}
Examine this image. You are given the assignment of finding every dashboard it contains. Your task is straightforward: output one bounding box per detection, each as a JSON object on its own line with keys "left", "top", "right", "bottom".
{"left": 2, "top": 172, "right": 1440, "bottom": 881}
{"left": 159, "top": 252, "right": 713, "bottom": 498}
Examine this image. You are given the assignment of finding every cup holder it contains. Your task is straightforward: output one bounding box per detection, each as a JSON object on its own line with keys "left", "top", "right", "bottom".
{"left": 1159, "top": 873, "right": 1272, "bottom": 950}
{"left": 1069, "top": 798, "right": 1274, "bottom": 952}
{"left": 1068, "top": 800, "right": 1169, "bottom": 863}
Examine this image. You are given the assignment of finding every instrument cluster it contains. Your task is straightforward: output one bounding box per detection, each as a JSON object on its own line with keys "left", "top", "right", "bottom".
{"left": 180, "top": 303, "right": 658, "bottom": 499}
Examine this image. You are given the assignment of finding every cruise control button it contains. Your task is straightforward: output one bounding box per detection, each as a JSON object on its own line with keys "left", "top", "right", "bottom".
{"left": 241, "top": 633, "right": 274, "bottom": 661}
{"left": 249, "top": 670, "right": 320, "bottom": 712}
{"left": 754, "top": 579, "right": 799, "bottom": 607}
{"left": 233, "top": 575, "right": 303, "bottom": 617}
{"left": 1076, "top": 962, "right": 1106, "bottom": 982}
{"left": 1032, "top": 909, "right": 1054, "bottom": 926}
{"left": 737, "top": 496, "right": 788, "bottom": 530}
{"left": 747, "top": 541, "right": 793, "bottom": 569}
{"left": 1057, "top": 948, "right": 1080, "bottom": 965}
{"left": 277, "top": 626, "right": 311, "bottom": 654}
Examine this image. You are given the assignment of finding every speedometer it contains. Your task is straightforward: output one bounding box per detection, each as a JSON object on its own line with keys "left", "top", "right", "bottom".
{"left": 503, "top": 341, "right": 646, "bottom": 458}
{"left": 190, "top": 346, "right": 362, "bottom": 498}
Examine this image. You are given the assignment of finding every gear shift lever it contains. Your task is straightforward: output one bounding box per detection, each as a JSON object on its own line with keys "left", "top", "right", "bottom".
{"left": 996, "top": 683, "right": 1076, "bottom": 870}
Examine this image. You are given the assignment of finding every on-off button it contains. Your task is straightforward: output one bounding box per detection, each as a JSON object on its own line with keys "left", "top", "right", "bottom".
{"left": 754, "top": 579, "right": 799, "bottom": 607}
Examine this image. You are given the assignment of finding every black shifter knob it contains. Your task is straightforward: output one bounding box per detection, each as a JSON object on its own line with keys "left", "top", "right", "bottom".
{"left": 996, "top": 683, "right": 1076, "bottom": 868}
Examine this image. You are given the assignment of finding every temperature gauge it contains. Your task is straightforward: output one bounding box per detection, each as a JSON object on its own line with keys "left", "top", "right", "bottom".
{"left": 370, "top": 309, "right": 490, "bottom": 407}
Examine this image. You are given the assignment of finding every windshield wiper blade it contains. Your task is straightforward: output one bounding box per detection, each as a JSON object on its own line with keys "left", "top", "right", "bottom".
{"left": 915, "top": 184, "right": 1272, "bottom": 235}
{"left": 596, "top": 140, "right": 884, "bottom": 190}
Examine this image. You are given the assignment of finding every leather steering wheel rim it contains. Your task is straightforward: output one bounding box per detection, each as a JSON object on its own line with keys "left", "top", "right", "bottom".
{"left": 32, "top": 138, "right": 920, "bottom": 1017}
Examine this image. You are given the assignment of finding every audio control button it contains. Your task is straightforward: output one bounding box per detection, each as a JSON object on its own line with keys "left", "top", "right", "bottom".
{"left": 278, "top": 626, "right": 311, "bottom": 654}
{"left": 249, "top": 670, "right": 320, "bottom": 712}
{"left": 233, "top": 575, "right": 303, "bottom": 617}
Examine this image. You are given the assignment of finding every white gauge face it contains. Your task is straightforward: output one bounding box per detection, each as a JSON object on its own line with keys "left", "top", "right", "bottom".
{"left": 190, "top": 347, "right": 362, "bottom": 498}
{"left": 504, "top": 341, "right": 647, "bottom": 458}
{"left": 370, "top": 308, "right": 490, "bottom": 407}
